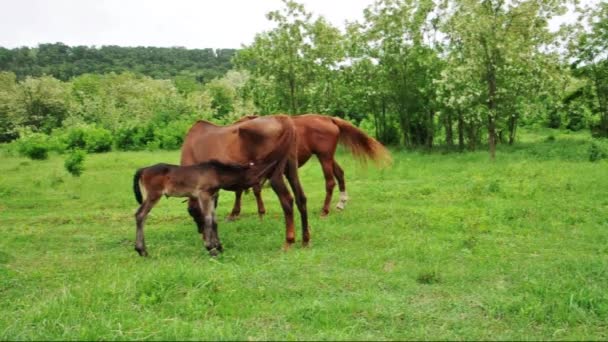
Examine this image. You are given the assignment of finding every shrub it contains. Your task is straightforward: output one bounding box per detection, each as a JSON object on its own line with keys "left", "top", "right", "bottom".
{"left": 16, "top": 133, "right": 50, "bottom": 160}
{"left": 83, "top": 127, "right": 112, "bottom": 153}
{"left": 115, "top": 124, "right": 155, "bottom": 151}
{"left": 153, "top": 120, "right": 191, "bottom": 150}
{"left": 589, "top": 140, "right": 608, "bottom": 162}
{"left": 64, "top": 150, "right": 86, "bottom": 176}
{"left": 63, "top": 125, "right": 113, "bottom": 153}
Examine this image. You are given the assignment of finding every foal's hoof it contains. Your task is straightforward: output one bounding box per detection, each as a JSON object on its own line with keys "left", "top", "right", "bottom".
{"left": 320, "top": 210, "right": 330, "bottom": 217}
{"left": 208, "top": 248, "right": 220, "bottom": 257}
{"left": 336, "top": 202, "right": 346, "bottom": 210}
{"left": 135, "top": 247, "right": 148, "bottom": 257}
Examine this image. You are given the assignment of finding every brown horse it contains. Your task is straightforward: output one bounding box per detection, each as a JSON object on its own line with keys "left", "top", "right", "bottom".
{"left": 180, "top": 115, "right": 310, "bottom": 249}
{"left": 132, "top": 160, "right": 276, "bottom": 256}
{"left": 227, "top": 114, "right": 392, "bottom": 219}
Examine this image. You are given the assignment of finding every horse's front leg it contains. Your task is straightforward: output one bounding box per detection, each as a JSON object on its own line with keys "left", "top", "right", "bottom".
{"left": 199, "top": 193, "right": 222, "bottom": 256}
{"left": 134, "top": 195, "right": 160, "bottom": 257}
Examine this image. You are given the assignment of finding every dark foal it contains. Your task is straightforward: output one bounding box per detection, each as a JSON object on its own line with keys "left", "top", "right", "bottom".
{"left": 132, "top": 160, "right": 274, "bottom": 257}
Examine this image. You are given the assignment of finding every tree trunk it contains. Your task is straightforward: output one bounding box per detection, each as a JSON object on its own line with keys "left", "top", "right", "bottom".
{"left": 457, "top": 111, "right": 464, "bottom": 151}
{"left": 487, "top": 65, "right": 497, "bottom": 160}
{"left": 508, "top": 114, "right": 518, "bottom": 145}
{"left": 467, "top": 123, "right": 477, "bottom": 151}
{"left": 426, "top": 110, "right": 434, "bottom": 149}
{"left": 288, "top": 76, "right": 297, "bottom": 115}
{"left": 400, "top": 109, "right": 411, "bottom": 148}
{"left": 445, "top": 110, "right": 454, "bottom": 148}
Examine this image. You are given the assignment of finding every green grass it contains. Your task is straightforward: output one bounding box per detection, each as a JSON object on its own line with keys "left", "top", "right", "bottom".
{"left": 1, "top": 129, "right": 607, "bottom": 340}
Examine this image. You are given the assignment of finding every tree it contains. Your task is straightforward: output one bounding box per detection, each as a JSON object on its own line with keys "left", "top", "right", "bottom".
{"left": 442, "top": 0, "right": 568, "bottom": 158}
{"left": 572, "top": 1, "right": 608, "bottom": 137}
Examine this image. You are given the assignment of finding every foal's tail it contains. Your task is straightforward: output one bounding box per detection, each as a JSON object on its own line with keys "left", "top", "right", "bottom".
{"left": 133, "top": 168, "right": 144, "bottom": 204}
{"left": 331, "top": 117, "right": 392, "bottom": 167}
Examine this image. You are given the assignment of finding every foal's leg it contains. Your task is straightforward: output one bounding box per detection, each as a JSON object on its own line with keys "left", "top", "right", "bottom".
{"left": 269, "top": 170, "right": 296, "bottom": 250}
{"left": 134, "top": 194, "right": 161, "bottom": 257}
{"left": 285, "top": 159, "right": 310, "bottom": 247}
{"left": 319, "top": 156, "right": 337, "bottom": 216}
{"left": 252, "top": 183, "right": 266, "bottom": 219}
{"left": 333, "top": 161, "right": 348, "bottom": 210}
{"left": 227, "top": 190, "right": 242, "bottom": 221}
{"left": 187, "top": 197, "right": 205, "bottom": 236}
{"left": 199, "top": 193, "right": 221, "bottom": 256}
{"left": 213, "top": 193, "right": 223, "bottom": 252}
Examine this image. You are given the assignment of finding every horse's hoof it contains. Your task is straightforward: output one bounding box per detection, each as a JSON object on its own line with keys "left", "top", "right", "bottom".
{"left": 320, "top": 210, "right": 329, "bottom": 217}
{"left": 336, "top": 202, "right": 345, "bottom": 210}
{"left": 283, "top": 242, "right": 293, "bottom": 251}
{"left": 208, "top": 248, "right": 220, "bottom": 257}
{"left": 302, "top": 241, "right": 310, "bottom": 248}
{"left": 226, "top": 214, "right": 239, "bottom": 222}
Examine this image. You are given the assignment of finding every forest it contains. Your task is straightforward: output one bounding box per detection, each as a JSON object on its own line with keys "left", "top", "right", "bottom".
{"left": 0, "top": 0, "right": 606, "bottom": 160}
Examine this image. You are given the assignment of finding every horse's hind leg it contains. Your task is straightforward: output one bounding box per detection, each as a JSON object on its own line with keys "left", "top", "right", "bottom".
{"left": 319, "top": 156, "right": 336, "bottom": 216}
{"left": 269, "top": 170, "right": 296, "bottom": 250}
{"left": 252, "top": 183, "right": 266, "bottom": 219}
{"left": 333, "top": 161, "right": 348, "bottom": 210}
{"left": 285, "top": 159, "right": 310, "bottom": 247}
{"left": 227, "top": 190, "right": 242, "bottom": 221}
{"left": 134, "top": 195, "right": 160, "bottom": 257}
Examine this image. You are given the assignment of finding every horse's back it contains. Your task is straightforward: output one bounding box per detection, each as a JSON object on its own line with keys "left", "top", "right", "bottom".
{"left": 181, "top": 115, "right": 296, "bottom": 166}
{"left": 293, "top": 114, "right": 340, "bottom": 158}
{"left": 180, "top": 120, "right": 240, "bottom": 165}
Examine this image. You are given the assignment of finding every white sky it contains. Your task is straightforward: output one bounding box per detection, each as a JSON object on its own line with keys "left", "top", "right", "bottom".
{"left": 0, "top": 0, "right": 375, "bottom": 49}
{"left": 0, "top": 0, "right": 595, "bottom": 49}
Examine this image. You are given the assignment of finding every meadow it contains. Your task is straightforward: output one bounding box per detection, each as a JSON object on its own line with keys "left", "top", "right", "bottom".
{"left": 0, "top": 129, "right": 607, "bottom": 340}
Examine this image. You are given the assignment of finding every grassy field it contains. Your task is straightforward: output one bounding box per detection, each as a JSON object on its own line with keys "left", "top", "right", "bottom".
{"left": 1, "top": 129, "right": 607, "bottom": 340}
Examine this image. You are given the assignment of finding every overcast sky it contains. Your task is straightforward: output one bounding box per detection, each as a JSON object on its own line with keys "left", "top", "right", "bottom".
{"left": 0, "top": 0, "right": 593, "bottom": 50}
{"left": 0, "top": 0, "right": 376, "bottom": 49}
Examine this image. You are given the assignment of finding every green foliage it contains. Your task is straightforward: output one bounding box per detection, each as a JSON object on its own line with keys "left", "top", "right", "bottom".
{"left": 0, "top": 43, "right": 236, "bottom": 82}
{"left": 62, "top": 125, "right": 113, "bottom": 153}
{"left": 153, "top": 121, "right": 192, "bottom": 150}
{"left": 64, "top": 149, "right": 86, "bottom": 176}
{"left": 115, "top": 124, "right": 156, "bottom": 151}
{"left": 588, "top": 139, "right": 608, "bottom": 162}
{"left": 15, "top": 132, "right": 50, "bottom": 160}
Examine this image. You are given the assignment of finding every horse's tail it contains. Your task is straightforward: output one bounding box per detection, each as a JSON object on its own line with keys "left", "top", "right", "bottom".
{"left": 331, "top": 117, "right": 392, "bottom": 167}
{"left": 133, "top": 168, "right": 144, "bottom": 204}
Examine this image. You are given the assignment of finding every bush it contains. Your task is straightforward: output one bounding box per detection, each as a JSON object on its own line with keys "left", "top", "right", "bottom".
{"left": 16, "top": 133, "right": 51, "bottom": 160}
{"left": 589, "top": 140, "right": 608, "bottom": 162}
{"left": 153, "top": 120, "right": 191, "bottom": 150}
{"left": 83, "top": 127, "right": 112, "bottom": 153}
{"left": 63, "top": 125, "right": 113, "bottom": 153}
{"left": 64, "top": 150, "right": 86, "bottom": 176}
{"left": 115, "top": 124, "right": 155, "bottom": 151}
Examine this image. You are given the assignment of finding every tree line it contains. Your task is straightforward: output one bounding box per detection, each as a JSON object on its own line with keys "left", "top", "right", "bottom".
{"left": 0, "top": 43, "right": 236, "bottom": 82}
